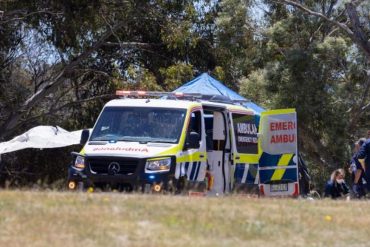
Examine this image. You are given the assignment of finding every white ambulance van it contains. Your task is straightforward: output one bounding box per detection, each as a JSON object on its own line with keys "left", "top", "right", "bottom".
{"left": 68, "top": 91, "right": 299, "bottom": 196}
{"left": 68, "top": 91, "right": 258, "bottom": 194}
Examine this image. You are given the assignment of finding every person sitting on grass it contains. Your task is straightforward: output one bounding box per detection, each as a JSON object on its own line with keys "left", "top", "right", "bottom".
{"left": 324, "top": 168, "right": 349, "bottom": 199}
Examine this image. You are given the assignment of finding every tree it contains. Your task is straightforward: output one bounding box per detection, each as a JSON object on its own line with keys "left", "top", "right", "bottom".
{"left": 213, "top": 0, "right": 258, "bottom": 89}
{"left": 278, "top": 0, "right": 370, "bottom": 62}
{"left": 240, "top": 0, "right": 370, "bottom": 189}
{"left": 0, "top": 0, "right": 221, "bottom": 185}
{"left": 0, "top": 0, "right": 220, "bottom": 140}
{"left": 276, "top": 0, "right": 370, "bottom": 127}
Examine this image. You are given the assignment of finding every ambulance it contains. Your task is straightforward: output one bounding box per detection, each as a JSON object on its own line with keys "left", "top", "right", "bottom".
{"left": 68, "top": 91, "right": 299, "bottom": 196}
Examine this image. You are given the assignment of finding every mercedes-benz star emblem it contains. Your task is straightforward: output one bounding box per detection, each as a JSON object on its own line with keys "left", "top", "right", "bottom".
{"left": 108, "top": 162, "right": 120, "bottom": 175}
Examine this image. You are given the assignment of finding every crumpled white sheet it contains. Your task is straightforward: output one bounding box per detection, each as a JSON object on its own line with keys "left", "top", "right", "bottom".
{"left": 0, "top": 126, "right": 82, "bottom": 155}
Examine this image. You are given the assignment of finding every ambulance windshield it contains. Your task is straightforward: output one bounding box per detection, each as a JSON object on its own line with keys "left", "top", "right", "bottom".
{"left": 90, "top": 107, "right": 187, "bottom": 143}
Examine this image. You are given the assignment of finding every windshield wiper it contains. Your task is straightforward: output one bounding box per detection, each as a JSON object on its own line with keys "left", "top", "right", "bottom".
{"left": 116, "top": 139, "right": 138, "bottom": 142}
{"left": 98, "top": 136, "right": 177, "bottom": 144}
{"left": 144, "top": 139, "right": 177, "bottom": 144}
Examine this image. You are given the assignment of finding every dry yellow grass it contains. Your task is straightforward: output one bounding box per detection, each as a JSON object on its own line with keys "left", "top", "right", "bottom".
{"left": 0, "top": 190, "right": 369, "bottom": 247}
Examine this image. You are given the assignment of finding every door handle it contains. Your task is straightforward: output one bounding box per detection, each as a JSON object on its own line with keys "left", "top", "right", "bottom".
{"left": 200, "top": 154, "right": 205, "bottom": 158}
{"left": 235, "top": 156, "right": 240, "bottom": 160}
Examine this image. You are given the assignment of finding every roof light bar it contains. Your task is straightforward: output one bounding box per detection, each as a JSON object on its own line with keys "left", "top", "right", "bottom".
{"left": 115, "top": 90, "right": 189, "bottom": 98}
{"left": 116, "top": 90, "right": 130, "bottom": 96}
{"left": 114, "top": 90, "right": 249, "bottom": 105}
{"left": 174, "top": 92, "right": 184, "bottom": 97}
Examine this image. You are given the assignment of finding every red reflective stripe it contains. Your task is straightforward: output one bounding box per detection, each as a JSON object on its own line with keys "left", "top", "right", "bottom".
{"left": 259, "top": 185, "right": 265, "bottom": 196}
{"left": 293, "top": 182, "right": 299, "bottom": 197}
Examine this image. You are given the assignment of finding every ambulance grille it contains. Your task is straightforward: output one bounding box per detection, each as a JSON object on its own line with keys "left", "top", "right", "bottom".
{"left": 88, "top": 157, "right": 138, "bottom": 175}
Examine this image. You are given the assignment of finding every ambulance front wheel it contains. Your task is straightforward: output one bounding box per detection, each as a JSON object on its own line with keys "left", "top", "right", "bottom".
{"left": 67, "top": 180, "right": 85, "bottom": 191}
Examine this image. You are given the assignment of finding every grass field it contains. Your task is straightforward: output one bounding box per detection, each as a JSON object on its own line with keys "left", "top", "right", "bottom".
{"left": 0, "top": 191, "right": 369, "bottom": 247}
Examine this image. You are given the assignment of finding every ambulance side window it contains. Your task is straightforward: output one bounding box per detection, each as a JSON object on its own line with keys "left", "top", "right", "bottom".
{"left": 232, "top": 113, "right": 258, "bottom": 154}
{"left": 189, "top": 111, "right": 202, "bottom": 138}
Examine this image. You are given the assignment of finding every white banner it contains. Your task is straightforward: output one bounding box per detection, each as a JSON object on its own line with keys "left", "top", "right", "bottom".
{"left": 260, "top": 112, "right": 297, "bottom": 155}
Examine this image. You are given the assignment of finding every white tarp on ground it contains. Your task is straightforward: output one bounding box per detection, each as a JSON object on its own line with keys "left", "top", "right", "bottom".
{"left": 0, "top": 126, "right": 82, "bottom": 155}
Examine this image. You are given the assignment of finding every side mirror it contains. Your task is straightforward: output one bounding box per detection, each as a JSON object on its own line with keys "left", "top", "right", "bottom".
{"left": 80, "top": 129, "right": 90, "bottom": 145}
{"left": 184, "top": 132, "right": 200, "bottom": 150}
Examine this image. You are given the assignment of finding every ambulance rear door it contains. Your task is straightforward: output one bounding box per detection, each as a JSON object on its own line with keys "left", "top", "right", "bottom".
{"left": 229, "top": 110, "right": 259, "bottom": 191}
{"left": 258, "top": 109, "right": 299, "bottom": 197}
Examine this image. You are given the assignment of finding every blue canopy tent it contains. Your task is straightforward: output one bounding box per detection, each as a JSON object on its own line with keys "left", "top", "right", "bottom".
{"left": 173, "top": 72, "right": 265, "bottom": 115}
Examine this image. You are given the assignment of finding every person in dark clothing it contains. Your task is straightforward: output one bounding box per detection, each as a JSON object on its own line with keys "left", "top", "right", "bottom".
{"left": 350, "top": 138, "right": 367, "bottom": 198}
{"left": 324, "top": 169, "right": 349, "bottom": 199}
{"left": 358, "top": 138, "right": 370, "bottom": 191}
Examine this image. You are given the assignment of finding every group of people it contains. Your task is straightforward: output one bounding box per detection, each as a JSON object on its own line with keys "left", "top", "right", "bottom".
{"left": 325, "top": 131, "right": 370, "bottom": 199}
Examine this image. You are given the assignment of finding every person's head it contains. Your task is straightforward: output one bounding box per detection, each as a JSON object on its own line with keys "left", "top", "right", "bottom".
{"left": 354, "top": 138, "right": 367, "bottom": 152}
{"left": 330, "top": 168, "right": 345, "bottom": 183}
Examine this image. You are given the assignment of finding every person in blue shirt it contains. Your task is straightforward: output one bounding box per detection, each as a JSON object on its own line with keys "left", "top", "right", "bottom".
{"left": 324, "top": 168, "right": 349, "bottom": 199}
{"left": 350, "top": 138, "right": 367, "bottom": 198}
{"left": 358, "top": 137, "right": 370, "bottom": 191}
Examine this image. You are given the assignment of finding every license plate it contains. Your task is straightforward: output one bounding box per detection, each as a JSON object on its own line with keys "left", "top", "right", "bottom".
{"left": 270, "top": 183, "right": 288, "bottom": 192}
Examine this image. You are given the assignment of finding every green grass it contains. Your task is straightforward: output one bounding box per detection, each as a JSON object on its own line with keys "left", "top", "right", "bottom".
{"left": 0, "top": 191, "right": 369, "bottom": 247}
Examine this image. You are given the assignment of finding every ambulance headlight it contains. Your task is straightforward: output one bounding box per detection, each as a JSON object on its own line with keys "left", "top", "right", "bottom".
{"left": 73, "top": 156, "right": 85, "bottom": 170}
{"left": 145, "top": 157, "right": 171, "bottom": 172}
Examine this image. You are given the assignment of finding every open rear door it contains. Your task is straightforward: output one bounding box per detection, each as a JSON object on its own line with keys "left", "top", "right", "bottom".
{"left": 230, "top": 111, "right": 259, "bottom": 191}
{"left": 258, "top": 109, "right": 299, "bottom": 197}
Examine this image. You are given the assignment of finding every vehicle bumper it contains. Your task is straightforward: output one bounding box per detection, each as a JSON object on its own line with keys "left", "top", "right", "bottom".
{"left": 67, "top": 157, "right": 176, "bottom": 190}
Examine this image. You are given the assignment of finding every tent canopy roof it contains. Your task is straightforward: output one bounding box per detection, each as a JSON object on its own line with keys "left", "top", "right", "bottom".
{"left": 173, "top": 73, "right": 265, "bottom": 114}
